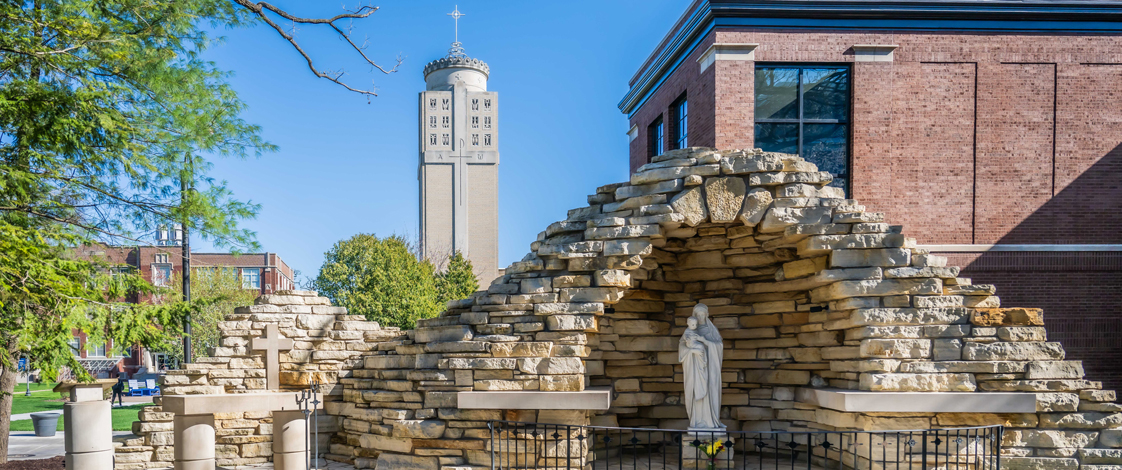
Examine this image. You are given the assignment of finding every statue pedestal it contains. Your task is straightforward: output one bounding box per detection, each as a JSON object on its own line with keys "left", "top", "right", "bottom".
{"left": 683, "top": 429, "right": 734, "bottom": 469}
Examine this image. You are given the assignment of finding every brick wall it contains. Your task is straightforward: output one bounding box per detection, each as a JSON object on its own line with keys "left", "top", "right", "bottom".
{"left": 627, "top": 29, "right": 1122, "bottom": 396}
{"left": 946, "top": 251, "right": 1122, "bottom": 392}
{"left": 629, "top": 31, "right": 717, "bottom": 171}
{"left": 627, "top": 30, "right": 1122, "bottom": 246}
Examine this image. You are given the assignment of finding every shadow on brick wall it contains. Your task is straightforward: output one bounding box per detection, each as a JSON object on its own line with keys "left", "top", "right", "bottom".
{"left": 958, "top": 142, "right": 1122, "bottom": 392}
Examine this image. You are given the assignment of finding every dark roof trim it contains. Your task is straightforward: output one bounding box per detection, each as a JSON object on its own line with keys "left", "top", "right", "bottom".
{"left": 619, "top": 0, "right": 1122, "bottom": 116}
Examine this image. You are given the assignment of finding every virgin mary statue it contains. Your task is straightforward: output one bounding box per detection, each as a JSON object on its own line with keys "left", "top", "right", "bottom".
{"left": 678, "top": 303, "right": 725, "bottom": 430}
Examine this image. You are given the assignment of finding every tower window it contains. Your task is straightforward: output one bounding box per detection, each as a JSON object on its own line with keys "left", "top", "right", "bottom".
{"left": 442, "top": 116, "right": 450, "bottom": 128}
{"left": 484, "top": 134, "right": 492, "bottom": 146}
{"left": 472, "top": 116, "right": 479, "bottom": 128}
{"left": 472, "top": 134, "right": 479, "bottom": 145}
{"left": 471, "top": 99, "right": 479, "bottom": 111}
{"left": 442, "top": 134, "right": 450, "bottom": 146}
{"left": 429, "top": 98, "right": 437, "bottom": 109}
{"left": 648, "top": 116, "right": 664, "bottom": 158}
{"left": 484, "top": 99, "right": 491, "bottom": 109}
{"left": 484, "top": 116, "right": 492, "bottom": 129}
{"left": 754, "top": 65, "right": 851, "bottom": 192}
{"left": 672, "top": 95, "right": 688, "bottom": 150}
{"left": 429, "top": 134, "right": 437, "bottom": 145}
{"left": 441, "top": 99, "right": 450, "bottom": 110}
{"left": 429, "top": 116, "right": 437, "bottom": 128}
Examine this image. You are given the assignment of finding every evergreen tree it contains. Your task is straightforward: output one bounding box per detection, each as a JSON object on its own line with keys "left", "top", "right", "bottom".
{"left": 436, "top": 251, "right": 479, "bottom": 305}
{"left": 313, "top": 234, "right": 444, "bottom": 329}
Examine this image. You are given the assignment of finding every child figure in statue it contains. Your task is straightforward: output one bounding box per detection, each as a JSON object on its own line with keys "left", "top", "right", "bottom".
{"left": 682, "top": 317, "right": 710, "bottom": 367}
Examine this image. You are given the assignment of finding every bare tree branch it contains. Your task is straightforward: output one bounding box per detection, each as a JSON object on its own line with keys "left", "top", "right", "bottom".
{"left": 231, "top": 1, "right": 403, "bottom": 97}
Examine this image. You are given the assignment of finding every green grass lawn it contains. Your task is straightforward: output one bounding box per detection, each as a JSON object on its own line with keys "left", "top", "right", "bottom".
{"left": 9, "top": 388, "right": 68, "bottom": 415}
{"left": 15, "top": 382, "right": 59, "bottom": 393}
{"left": 10, "top": 403, "right": 149, "bottom": 432}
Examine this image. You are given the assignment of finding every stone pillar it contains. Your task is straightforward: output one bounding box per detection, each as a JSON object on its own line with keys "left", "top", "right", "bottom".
{"left": 63, "top": 384, "right": 113, "bottom": 469}
{"left": 173, "top": 414, "right": 215, "bottom": 470}
{"left": 272, "top": 410, "right": 307, "bottom": 470}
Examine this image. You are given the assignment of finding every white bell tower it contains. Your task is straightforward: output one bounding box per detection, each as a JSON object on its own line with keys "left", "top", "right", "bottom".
{"left": 418, "top": 6, "right": 500, "bottom": 285}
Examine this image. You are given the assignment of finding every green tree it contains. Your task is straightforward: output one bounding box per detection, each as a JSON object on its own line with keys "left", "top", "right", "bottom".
{"left": 0, "top": 0, "right": 399, "bottom": 461}
{"left": 436, "top": 251, "right": 479, "bottom": 305}
{"left": 313, "top": 234, "right": 444, "bottom": 329}
{"left": 162, "top": 269, "right": 258, "bottom": 365}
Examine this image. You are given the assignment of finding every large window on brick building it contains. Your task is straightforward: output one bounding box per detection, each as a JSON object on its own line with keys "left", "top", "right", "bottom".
{"left": 755, "top": 65, "right": 850, "bottom": 191}
{"left": 241, "top": 268, "right": 261, "bottom": 289}
{"left": 648, "top": 115, "right": 664, "bottom": 158}
{"left": 671, "top": 95, "right": 688, "bottom": 150}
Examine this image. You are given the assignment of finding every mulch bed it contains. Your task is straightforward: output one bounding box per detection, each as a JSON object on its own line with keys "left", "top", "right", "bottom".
{"left": 0, "top": 457, "right": 64, "bottom": 470}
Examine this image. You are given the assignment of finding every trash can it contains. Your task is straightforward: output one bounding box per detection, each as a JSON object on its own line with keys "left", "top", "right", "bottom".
{"left": 30, "top": 412, "right": 60, "bottom": 437}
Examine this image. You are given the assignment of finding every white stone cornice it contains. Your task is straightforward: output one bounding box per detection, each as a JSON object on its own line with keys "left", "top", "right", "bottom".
{"left": 697, "top": 43, "right": 759, "bottom": 73}
{"left": 852, "top": 44, "right": 899, "bottom": 62}
{"left": 920, "top": 244, "right": 1122, "bottom": 252}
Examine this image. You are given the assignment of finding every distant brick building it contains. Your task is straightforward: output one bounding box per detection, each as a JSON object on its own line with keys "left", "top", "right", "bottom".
{"left": 73, "top": 244, "right": 295, "bottom": 377}
{"left": 621, "top": 0, "right": 1122, "bottom": 389}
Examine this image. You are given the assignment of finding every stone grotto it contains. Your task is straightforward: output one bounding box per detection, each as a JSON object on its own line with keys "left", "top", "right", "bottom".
{"left": 109, "top": 147, "right": 1121, "bottom": 470}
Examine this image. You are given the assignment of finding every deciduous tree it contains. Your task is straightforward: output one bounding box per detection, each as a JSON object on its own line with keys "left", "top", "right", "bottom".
{"left": 0, "top": 0, "right": 399, "bottom": 461}
{"left": 313, "top": 234, "right": 444, "bottom": 329}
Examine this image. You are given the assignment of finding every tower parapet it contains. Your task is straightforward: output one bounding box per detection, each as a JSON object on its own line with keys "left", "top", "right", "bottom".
{"left": 423, "top": 46, "right": 490, "bottom": 92}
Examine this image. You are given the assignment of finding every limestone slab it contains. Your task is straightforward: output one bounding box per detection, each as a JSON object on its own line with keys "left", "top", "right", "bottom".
{"left": 161, "top": 392, "right": 321, "bottom": 415}
{"left": 456, "top": 387, "right": 611, "bottom": 410}
{"left": 796, "top": 388, "right": 1036, "bottom": 412}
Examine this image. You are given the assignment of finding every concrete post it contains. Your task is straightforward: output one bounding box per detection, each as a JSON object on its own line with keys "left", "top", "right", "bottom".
{"left": 272, "top": 410, "right": 307, "bottom": 470}
{"left": 173, "top": 413, "right": 215, "bottom": 470}
{"left": 63, "top": 384, "right": 113, "bottom": 469}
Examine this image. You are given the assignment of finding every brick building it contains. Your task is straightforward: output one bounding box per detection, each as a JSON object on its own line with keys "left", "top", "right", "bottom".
{"left": 621, "top": 0, "right": 1122, "bottom": 389}
{"left": 73, "top": 244, "right": 295, "bottom": 377}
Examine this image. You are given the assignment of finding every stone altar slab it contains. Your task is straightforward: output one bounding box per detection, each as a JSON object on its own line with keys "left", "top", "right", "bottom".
{"left": 796, "top": 388, "right": 1037, "bottom": 413}
{"left": 457, "top": 387, "right": 612, "bottom": 410}
{"left": 161, "top": 392, "right": 321, "bottom": 415}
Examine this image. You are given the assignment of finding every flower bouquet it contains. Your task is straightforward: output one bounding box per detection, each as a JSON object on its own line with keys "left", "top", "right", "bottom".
{"left": 690, "top": 439, "right": 727, "bottom": 470}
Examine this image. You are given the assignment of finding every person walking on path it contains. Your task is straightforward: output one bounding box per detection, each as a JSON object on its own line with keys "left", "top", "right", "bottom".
{"left": 111, "top": 375, "right": 126, "bottom": 407}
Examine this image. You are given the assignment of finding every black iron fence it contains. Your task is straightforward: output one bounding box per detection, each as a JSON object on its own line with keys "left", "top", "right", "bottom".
{"left": 488, "top": 420, "right": 1002, "bottom": 470}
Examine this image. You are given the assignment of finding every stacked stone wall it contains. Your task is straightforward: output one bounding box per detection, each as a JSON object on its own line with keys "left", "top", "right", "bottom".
{"left": 115, "top": 148, "right": 1120, "bottom": 470}
{"left": 336, "top": 148, "right": 1120, "bottom": 470}
{"left": 113, "top": 290, "right": 394, "bottom": 469}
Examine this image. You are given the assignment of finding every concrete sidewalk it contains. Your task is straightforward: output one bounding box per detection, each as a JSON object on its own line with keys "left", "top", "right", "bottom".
{"left": 7, "top": 430, "right": 134, "bottom": 460}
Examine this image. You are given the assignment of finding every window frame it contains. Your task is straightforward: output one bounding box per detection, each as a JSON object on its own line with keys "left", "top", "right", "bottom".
{"left": 87, "top": 341, "right": 107, "bottom": 357}
{"left": 241, "top": 267, "right": 261, "bottom": 290}
{"left": 648, "top": 115, "right": 665, "bottom": 159}
{"left": 671, "top": 94, "right": 688, "bottom": 150}
{"left": 753, "top": 63, "right": 853, "bottom": 193}
{"left": 152, "top": 264, "right": 172, "bottom": 287}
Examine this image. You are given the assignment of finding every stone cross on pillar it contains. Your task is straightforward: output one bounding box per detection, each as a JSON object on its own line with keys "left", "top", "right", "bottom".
{"left": 251, "top": 324, "right": 293, "bottom": 390}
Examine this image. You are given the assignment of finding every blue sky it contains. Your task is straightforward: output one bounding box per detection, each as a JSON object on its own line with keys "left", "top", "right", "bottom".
{"left": 194, "top": 1, "right": 686, "bottom": 283}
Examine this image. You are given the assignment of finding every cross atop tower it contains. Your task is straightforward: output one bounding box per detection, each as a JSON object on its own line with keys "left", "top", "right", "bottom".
{"left": 448, "top": 6, "right": 465, "bottom": 44}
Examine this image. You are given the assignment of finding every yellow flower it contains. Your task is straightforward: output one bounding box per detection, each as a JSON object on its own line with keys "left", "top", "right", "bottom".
{"left": 694, "top": 440, "right": 725, "bottom": 457}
